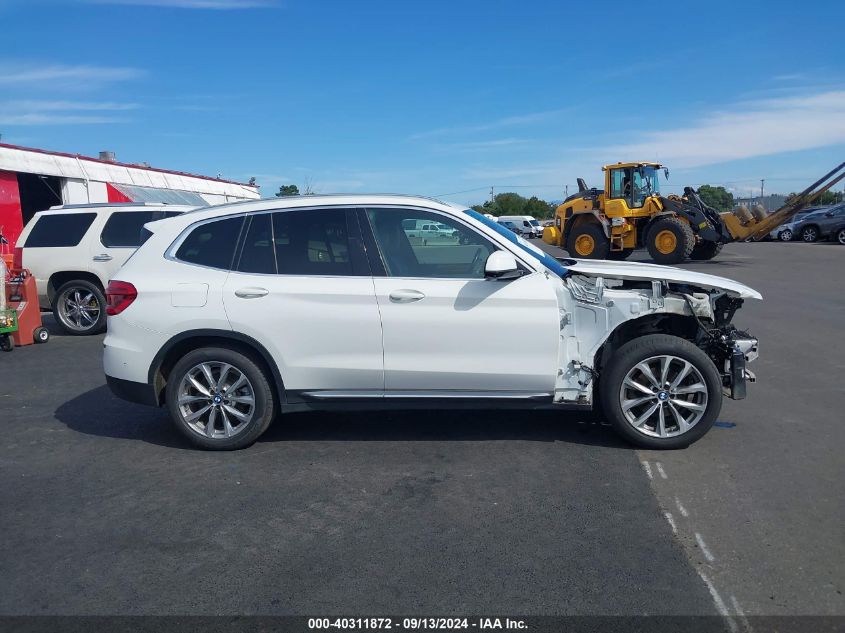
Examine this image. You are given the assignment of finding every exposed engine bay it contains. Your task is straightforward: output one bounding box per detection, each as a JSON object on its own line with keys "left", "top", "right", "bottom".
{"left": 553, "top": 269, "right": 759, "bottom": 405}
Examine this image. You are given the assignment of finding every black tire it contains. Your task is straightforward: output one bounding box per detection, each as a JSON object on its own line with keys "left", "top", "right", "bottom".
{"left": 837, "top": 228, "right": 845, "bottom": 245}
{"left": 52, "top": 279, "right": 107, "bottom": 335}
{"left": 689, "top": 240, "right": 724, "bottom": 261}
{"left": 608, "top": 248, "right": 634, "bottom": 260}
{"left": 566, "top": 222, "right": 610, "bottom": 259}
{"left": 599, "top": 334, "right": 722, "bottom": 449}
{"left": 166, "top": 347, "right": 276, "bottom": 450}
{"left": 646, "top": 216, "right": 695, "bottom": 265}
{"left": 801, "top": 225, "right": 819, "bottom": 242}
{"left": 0, "top": 334, "right": 13, "bottom": 352}
{"left": 33, "top": 326, "right": 50, "bottom": 344}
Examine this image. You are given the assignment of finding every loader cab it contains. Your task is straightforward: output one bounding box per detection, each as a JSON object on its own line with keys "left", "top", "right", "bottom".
{"left": 604, "top": 163, "right": 662, "bottom": 216}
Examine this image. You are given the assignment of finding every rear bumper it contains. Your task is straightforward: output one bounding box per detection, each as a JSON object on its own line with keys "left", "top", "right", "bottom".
{"left": 106, "top": 375, "right": 159, "bottom": 407}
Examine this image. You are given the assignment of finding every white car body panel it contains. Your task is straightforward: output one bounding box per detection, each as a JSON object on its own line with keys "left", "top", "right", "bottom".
{"left": 373, "top": 271, "right": 559, "bottom": 392}
{"left": 563, "top": 259, "right": 762, "bottom": 299}
{"left": 222, "top": 272, "right": 384, "bottom": 391}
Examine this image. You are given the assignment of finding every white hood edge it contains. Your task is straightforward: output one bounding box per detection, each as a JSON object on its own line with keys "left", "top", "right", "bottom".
{"left": 564, "top": 259, "right": 763, "bottom": 300}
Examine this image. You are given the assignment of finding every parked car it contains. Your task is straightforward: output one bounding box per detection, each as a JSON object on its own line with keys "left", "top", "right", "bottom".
{"left": 794, "top": 203, "right": 845, "bottom": 242}
{"left": 497, "top": 220, "right": 526, "bottom": 236}
{"left": 104, "top": 195, "right": 760, "bottom": 451}
{"left": 498, "top": 215, "right": 543, "bottom": 238}
{"left": 14, "top": 203, "right": 194, "bottom": 335}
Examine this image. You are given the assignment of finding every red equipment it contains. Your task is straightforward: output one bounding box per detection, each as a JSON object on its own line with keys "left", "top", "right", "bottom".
{"left": 4, "top": 268, "right": 49, "bottom": 346}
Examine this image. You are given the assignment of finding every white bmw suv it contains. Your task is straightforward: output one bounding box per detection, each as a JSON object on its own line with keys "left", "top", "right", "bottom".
{"left": 104, "top": 195, "right": 760, "bottom": 450}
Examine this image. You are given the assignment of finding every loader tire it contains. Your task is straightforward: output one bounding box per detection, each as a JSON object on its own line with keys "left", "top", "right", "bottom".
{"left": 646, "top": 216, "right": 694, "bottom": 265}
{"left": 608, "top": 248, "right": 634, "bottom": 260}
{"left": 566, "top": 223, "right": 609, "bottom": 259}
{"left": 689, "top": 240, "right": 724, "bottom": 261}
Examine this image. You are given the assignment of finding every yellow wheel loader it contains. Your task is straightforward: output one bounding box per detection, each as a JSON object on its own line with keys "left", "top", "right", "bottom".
{"left": 543, "top": 161, "right": 845, "bottom": 264}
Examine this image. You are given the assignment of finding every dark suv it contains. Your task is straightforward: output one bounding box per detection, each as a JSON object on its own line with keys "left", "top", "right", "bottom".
{"left": 794, "top": 203, "right": 845, "bottom": 242}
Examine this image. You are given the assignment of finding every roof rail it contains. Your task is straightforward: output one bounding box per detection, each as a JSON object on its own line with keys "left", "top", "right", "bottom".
{"left": 48, "top": 202, "right": 196, "bottom": 210}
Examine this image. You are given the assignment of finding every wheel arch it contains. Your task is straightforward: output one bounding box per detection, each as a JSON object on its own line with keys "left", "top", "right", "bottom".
{"left": 592, "top": 313, "right": 700, "bottom": 378}
{"left": 564, "top": 211, "right": 609, "bottom": 242}
{"left": 148, "top": 329, "right": 286, "bottom": 407}
{"left": 47, "top": 271, "right": 105, "bottom": 306}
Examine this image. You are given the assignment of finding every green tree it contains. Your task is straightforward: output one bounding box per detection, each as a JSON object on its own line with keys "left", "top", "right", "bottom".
{"left": 524, "top": 196, "right": 554, "bottom": 219}
{"left": 493, "top": 192, "right": 527, "bottom": 215}
{"left": 275, "top": 184, "right": 300, "bottom": 197}
{"left": 697, "top": 185, "right": 734, "bottom": 212}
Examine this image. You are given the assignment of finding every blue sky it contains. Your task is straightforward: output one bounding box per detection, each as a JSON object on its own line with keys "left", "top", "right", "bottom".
{"left": 1, "top": 0, "right": 843, "bottom": 206}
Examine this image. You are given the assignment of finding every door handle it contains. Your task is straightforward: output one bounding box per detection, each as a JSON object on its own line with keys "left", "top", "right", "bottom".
{"left": 92, "top": 254, "right": 113, "bottom": 262}
{"left": 234, "top": 287, "right": 269, "bottom": 299}
{"left": 389, "top": 289, "right": 425, "bottom": 303}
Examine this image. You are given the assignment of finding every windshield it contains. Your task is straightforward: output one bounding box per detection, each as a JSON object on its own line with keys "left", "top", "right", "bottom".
{"left": 529, "top": 219, "right": 540, "bottom": 226}
{"left": 464, "top": 210, "right": 569, "bottom": 278}
{"left": 633, "top": 166, "right": 660, "bottom": 206}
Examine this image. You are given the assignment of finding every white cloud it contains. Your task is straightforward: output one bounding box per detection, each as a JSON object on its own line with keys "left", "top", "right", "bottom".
{"left": 410, "top": 109, "right": 567, "bottom": 140}
{"left": 0, "top": 100, "right": 137, "bottom": 125}
{"left": 0, "top": 63, "right": 143, "bottom": 85}
{"left": 602, "top": 90, "right": 845, "bottom": 168}
{"left": 84, "top": 0, "right": 276, "bottom": 8}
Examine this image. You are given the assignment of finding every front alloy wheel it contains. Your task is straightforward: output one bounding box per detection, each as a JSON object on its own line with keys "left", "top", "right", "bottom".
{"left": 802, "top": 226, "right": 818, "bottom": 242}
{"left": 599, "top": 334, "right": 722, "bottom": 449}
{"left": 619, "top": 355, "right": 708, "bottom": 438}
{"left": 779, "top": 229, "right": 793, "bottom": 241}
{"left": 837, "top": 228, "right": 845, "bottom": 245}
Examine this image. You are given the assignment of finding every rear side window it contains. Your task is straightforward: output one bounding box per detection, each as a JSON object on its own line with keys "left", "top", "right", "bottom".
{"left": 100, "top": 211, "right": 183, "bottom": 248}
{"left": 175, "top": 216, "right": 244, "bottom": 270}
{"left": 272, "top": 208, "right": 352, "bottom": 276}
{"left": 24, "top": 213, "right": 96, "bottom": 247}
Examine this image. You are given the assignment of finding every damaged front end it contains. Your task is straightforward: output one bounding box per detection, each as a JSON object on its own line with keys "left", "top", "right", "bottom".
{"left": 553, "top": 265, "right": 760, "bottom": 405}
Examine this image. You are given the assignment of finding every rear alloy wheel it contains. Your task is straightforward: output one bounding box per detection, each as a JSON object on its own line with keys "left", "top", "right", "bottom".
{"left": 599, "top": 334, "right": 722, "bottom": 449}
{"left": 53, "top": 280, "right": 107, "bottom": 335}
{"left": 801, "top": 226, "right": 819, "bottom": 242}
{"left": 646, "top": 216, "right": 695, "bottom": 265}
{"left": 779, "top": 229, "right": 793, "bottom": 242}
{"left": 166, "top": 347, "right": 275, "bottom": 450}
{"left": 837, "top": 228, "right": 845, "bottom": 245}
{"left": 566, "top": 222, "right": 609, "bottom": 259}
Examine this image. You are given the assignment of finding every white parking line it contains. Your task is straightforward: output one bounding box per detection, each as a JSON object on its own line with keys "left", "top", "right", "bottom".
{"left": 675, "top": 496, "right": 689, "bottom": 517}
{"left": 641, "top": 461, "right": 653, "bottom": 480}
{"left": 695, "top": 532, "right": 716, "bottom": 562}
{"left": 655, "top": 462, "right": 668, "bottom": 479}
{"left": 697, "top": 570, "right": 739, "bottom": 633}
{"left": 664, "top": 511, "right": 677, "bottom": 535}
{"left": 730, "top": 595, "right": 753, "bottom": 632}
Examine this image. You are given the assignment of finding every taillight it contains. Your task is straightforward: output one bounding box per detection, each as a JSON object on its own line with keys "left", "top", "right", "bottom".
{"left": 106, "top": 280, "right": 138, "bottom": 316}
{"left": 12, "top": 247, "right": 23, "bottom": 270}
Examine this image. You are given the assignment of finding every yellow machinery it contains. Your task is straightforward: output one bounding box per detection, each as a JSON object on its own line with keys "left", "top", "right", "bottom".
{"left": 543, "top": 161, "right": 845, "bottom": 264}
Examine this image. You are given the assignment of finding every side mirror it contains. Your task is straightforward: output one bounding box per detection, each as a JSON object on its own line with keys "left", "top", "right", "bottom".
{"left": 825, "top": 211, "right": 834, "bottom": 217}
{"left": 485, "top": 250, "right": 522, "bottom": 280}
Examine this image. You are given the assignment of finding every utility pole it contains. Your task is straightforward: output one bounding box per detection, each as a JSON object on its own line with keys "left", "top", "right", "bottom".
{"left": 490, "top": 186, "right": 495, "bottom": 206}
{"left": 565, "top": 184, "right": 569, "bottom": 197}
{"left": 760, "top": 179, "right": 765, "bottom": 199}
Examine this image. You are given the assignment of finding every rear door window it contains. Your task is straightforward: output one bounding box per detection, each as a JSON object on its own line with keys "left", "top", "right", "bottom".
{"left": 175, "top": 216, "right": 245, "bottom": 270}
{"left": 100, "top": 211, "right": 182, "bottom": 248}
{"left": 272, "top": 208, "right": 354, "bottom": 276}
{"left": 24, "top": 213, "right": 97, "bottom": 247}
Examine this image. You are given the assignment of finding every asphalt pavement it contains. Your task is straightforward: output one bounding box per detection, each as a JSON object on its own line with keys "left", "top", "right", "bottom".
{"left": 0, "top": 240, "right": 842, "bottom": 621}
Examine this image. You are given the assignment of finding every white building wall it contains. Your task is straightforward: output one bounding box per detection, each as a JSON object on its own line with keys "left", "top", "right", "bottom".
{"left": 62, "top": 178, "right": 90, "bottom": 204}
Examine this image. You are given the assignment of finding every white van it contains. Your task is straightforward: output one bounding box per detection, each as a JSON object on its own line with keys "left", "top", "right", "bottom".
{"left": 497, "top": 215, "right": 542, "bottom": 238}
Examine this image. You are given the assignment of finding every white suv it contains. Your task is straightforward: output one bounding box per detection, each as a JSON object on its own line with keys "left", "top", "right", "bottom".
{"left": 15, "top": 203, "right": 194, "bottom": 334}
{"left": 104, "top": 195, "right": 761, "bottom": 450}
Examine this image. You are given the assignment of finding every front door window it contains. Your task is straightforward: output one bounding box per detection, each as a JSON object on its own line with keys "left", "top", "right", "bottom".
{"left": 365, "top": 208, "right": 495, "bottom": 279}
